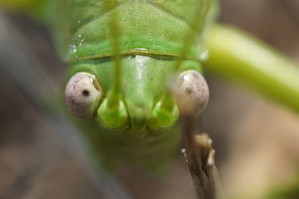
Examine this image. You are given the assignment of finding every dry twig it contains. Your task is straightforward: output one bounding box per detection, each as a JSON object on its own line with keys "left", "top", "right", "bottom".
{"left": 175, "top": 89, "right": 220, "bottom": 199}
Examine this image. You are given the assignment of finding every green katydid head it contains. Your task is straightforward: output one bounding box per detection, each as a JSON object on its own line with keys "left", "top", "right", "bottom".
{"left": 63, "top": 0, "right": 214, "bottom": 132}
{"left": 64, "top": 56, "right": 209, "bottom": 132}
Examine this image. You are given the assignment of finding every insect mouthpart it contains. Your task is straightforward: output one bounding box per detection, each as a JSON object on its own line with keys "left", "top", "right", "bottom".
{"left": 126, "top": 101, "right": 153, "bottom": 131}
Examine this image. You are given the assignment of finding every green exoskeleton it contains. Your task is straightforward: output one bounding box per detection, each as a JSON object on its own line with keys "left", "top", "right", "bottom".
{"left": 55, "top": 0, "right": 299, "bottom": 173}
{"left": 62, "top": 0, "right": 217, "bottom": 172}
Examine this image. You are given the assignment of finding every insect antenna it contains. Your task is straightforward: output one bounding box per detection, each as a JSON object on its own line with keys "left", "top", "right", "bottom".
{"left": 155, "top": 0, "right": 214, "bottom": 122}
{"left": 97, "top": 0, "right": 129, "bottom": 130}
{"left": 105, "top": 0, "right": 122, "bottom": 107}
{"left": 174, "top": 0, "right": 213, "bottom": 71}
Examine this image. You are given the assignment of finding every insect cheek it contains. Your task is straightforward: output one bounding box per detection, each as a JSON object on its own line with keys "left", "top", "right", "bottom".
{"left": 177, "top": 70, "right": 209, "bottom": 114}
{"left": 65, "top": 72, "right": 103, "bottom": 118}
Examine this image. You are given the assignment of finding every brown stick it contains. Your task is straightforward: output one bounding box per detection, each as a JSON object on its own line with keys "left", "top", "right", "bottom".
{"left": 180, "top": 114, "right": 219, "bottom": 199}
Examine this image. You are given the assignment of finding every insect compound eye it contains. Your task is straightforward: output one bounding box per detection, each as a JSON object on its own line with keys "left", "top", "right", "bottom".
{"left": 65, "top": 72, "right": 102, "bottom": 118}
{"left": 177, "top": 70, "right": 209, "bottom": 114}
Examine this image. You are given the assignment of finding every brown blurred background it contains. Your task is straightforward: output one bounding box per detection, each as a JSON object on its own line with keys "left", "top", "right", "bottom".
{"left": 0, "top": 0, "right": 299, "bottom": 199}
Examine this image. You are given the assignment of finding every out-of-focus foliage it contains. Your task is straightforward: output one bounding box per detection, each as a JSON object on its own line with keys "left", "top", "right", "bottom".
{"left": 0, "top": 0, "right": 47, "bottom": 20}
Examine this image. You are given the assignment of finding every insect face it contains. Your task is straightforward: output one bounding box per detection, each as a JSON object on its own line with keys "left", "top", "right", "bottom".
{"left": 65, "top": 58, "right": 209, "bottom": 132}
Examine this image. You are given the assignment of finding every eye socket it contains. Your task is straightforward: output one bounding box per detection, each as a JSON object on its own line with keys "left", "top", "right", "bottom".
{"left": 177, "top": 70, "right": 209, "bottom": 114}
{"left": 65, "top": 72, "right": 103, "bottom": 118}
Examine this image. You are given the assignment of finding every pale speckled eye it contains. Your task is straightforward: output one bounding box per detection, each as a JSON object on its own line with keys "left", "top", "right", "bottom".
{"left": 177, "top": 70, "right": 209, "bottom": 114}
{"left": 65, "top": 72, "right": 102, "bottom": 118}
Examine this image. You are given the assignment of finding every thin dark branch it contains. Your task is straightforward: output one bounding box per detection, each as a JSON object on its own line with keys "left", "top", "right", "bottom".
{"left": 180, "top": 114, "right": 219, "bottom": 199}
{"left": 175, "top": 90, "right": 220, "bottom": 199}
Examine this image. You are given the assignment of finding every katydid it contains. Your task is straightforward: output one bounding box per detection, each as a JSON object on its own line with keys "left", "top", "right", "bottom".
{"left": 1, "top": 0, "right": 299, "bottom": 198}
{"left": 62, "top": 0, "right": 216, "bottom": 173}
{"left": 59, "top": 0, "right": 299, "bottom": 172}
